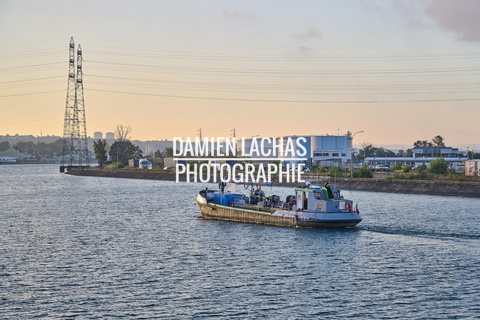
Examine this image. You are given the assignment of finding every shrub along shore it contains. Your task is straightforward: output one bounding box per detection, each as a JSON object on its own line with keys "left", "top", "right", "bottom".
{"left": 66, "top": 168, "right": 480, "bottom": 198}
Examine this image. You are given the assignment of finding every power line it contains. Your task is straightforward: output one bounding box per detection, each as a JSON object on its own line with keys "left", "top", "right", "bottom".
{"left": 85, "top": 59, "right": 480, "bottom": 76}
{"left": 0, "top": 75, "right": 64, "bottom": 84}
{"left": 0, "top": 62, "right": 64, "bottom": 71}
{"left": 0, "top": 90, "right": 64, "bottom": 98}
{"left": 2, "top": 40, "right": 480, "bottom": 104}
{"left": 85, "top": 73, "right": 480, "bottom": 90}
{"left": 87, "top": 88, "right": 480, "bottom": 104}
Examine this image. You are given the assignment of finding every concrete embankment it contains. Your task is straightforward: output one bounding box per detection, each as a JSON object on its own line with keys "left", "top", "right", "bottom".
{"left": 67, "top": 168, "right": 178, "bottom": 181}
{"left": 66, "top": 169, "right": 480, "bottom": 198}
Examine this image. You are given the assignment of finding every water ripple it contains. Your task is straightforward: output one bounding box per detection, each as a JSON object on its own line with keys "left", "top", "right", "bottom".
{"left": 0, "top": 165, "right": 479, "bottom": 319}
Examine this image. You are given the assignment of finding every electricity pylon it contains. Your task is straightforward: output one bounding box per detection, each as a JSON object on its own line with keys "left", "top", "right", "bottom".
{"left": 60, "top": 37, "right": 89, "bottom": 172}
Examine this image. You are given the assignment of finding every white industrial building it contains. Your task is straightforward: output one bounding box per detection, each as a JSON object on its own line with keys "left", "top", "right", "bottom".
{"left": 278, "top": 133, "right": 353, "bottom": 166}
{"left": 310, "top": 134, "right": 352, "bottom": 166}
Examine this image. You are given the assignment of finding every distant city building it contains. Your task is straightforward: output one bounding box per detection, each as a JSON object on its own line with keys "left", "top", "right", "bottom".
{"left": 93, "top": 132, "right": 103, "bottom": 140}
{"left": 105, "top": 132, "right": 114, "bottom": 141}
{"left": 141, "top": 141, "right": 174, "bottom": 156}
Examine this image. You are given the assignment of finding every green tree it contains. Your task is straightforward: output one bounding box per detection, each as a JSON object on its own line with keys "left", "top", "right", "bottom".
{"left": 415, "top": 164, "right": 428, "bottom": 172}
{"left": 428, "top": 158, "right": 448, "bottom": 174}
{"left": 164, "top": 147, "right": 174, "bottom": 157}
{"left": 49, "top": 139, "right": 64, "bottom": 155}
{"left": 115, "top": 124, "right": 131, "bottom": 142}
{"left": 34, "top": 139, "right": 63, "bottom": 155}
{"left": 310, "top": 164, "right": 327, "bottom": 174}
{"left": 391, "top": 163, "right": 402, "bottom": 170}
{"left": 109, "top": 140, "right": 143, "bottom": 165}
{"left": 130, "top": 143, "right": 143, "bottom": 159}
{"left": 353, "top": 165, "right": 373, "bottom": 178}
{"left": 93, "top": 139, "right": 108, "bottom": 167}
{"left": 396, "top": 149, "right": 413, "bottom": 157}
{"left": 108, "top": 125, "right": 143, "bottom": 165}
{"left": 326, "top": 165, "right": 344, "bottom": 177}
{"left": 359, "top": 143, "right": 375, "bottom": 158}
{"left": 431, "top": 135, "right": 445, "bottom": 147}
{"left": 414, "top": 140, "right": 433, "bottom": 147}
{"left": 374, "top": 147, "right": 395, "bottom": 158}
{"left": 395, "top": 149, "right": 406, "bottom": 157}
{"left": 13, "top": 141, "right": 37, "bottom": 155}
{"left": 0, "top": 141, "right": 10, "bottom": 151}
{"left": 358, "top": 144, "right": 395, "bottom": 159}
{"left": 37, "top": 142, "right": 49, "bottom": 154}
{"left": 414, "top": 136, "right": 445, "bottom": 148}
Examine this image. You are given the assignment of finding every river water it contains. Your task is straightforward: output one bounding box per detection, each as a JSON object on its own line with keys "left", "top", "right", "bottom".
{"left": 1, "top": 164, "right": 479, "bottom": 319}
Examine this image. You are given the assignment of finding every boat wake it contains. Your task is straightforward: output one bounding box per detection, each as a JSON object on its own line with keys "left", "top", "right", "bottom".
{"left": 358, "top": 225, "right": 480, "bottom": 241}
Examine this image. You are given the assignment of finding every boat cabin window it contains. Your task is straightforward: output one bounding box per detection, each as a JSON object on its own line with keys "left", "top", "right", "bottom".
{"left": 332, "top": 191, "right": 340, "bottom": 199}
{"left": 314, "top": 191, "right": 324, "bottom": 200}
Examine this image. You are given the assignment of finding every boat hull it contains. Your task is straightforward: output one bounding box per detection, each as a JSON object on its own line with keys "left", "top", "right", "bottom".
{"left": 197, "top": 199, "right": 362, "bottom": 229}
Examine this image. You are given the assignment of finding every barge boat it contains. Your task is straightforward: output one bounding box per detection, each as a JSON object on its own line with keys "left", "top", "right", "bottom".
{"left": 197, "top": 182, "right": 362, "bottom": 228}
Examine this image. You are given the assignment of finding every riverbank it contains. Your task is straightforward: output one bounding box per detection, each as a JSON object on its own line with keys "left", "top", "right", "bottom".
{"left": 325, "top": 178, "right": 480, "bottom": 198}
{"left": 66, "top": 168, "right": 480, "bottom": 197}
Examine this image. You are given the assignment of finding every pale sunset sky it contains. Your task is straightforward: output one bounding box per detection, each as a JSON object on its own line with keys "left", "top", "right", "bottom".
{"left": 1, "top": 0, "right": 480, "bottom": 148}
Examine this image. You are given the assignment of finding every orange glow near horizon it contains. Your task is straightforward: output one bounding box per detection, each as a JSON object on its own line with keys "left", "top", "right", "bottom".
{"left": 1, "top": 1, "right": 480, "bottom": 148}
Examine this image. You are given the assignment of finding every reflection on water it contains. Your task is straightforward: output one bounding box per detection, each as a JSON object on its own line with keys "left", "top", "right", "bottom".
{"left": 0, "top": 165, "right": 479, "bottom": 319}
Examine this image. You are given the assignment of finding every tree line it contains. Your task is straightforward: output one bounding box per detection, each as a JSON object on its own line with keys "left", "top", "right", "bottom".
{"left": 0, "top": 139, "right": 63, "bottom": 158}
{"left": 357, "top": 135, "right": 479, "bottom": 160}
